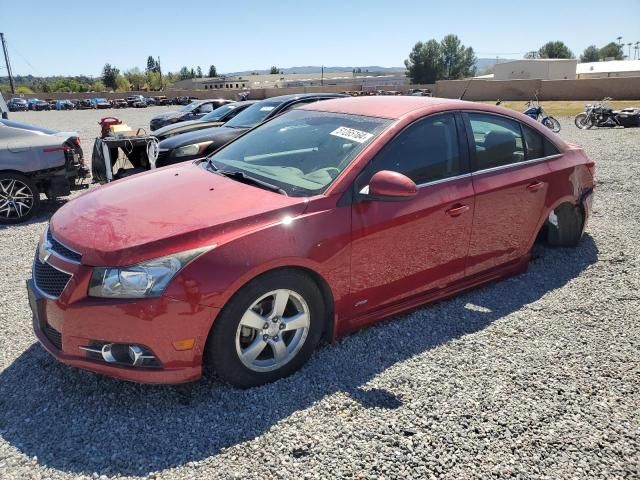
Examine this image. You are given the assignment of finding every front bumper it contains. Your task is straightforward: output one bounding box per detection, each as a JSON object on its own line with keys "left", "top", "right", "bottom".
{"left": 27, "top": 276, "right": 220, "bottom": 384}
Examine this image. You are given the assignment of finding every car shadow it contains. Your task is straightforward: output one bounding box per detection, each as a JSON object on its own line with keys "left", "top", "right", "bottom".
{"left": 0, "top": 235, "right": 598, "bottom": 476}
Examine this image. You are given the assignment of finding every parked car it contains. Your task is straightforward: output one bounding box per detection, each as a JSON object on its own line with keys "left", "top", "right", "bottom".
{"left": 0, "top": 118, "right": 88, "bottom": 223}
{"left": 172, "top": 96, "right": 199, "bottom": 105}
{"left": 27, "top": 98, "right": 50, "bottom": 111}
{"left": 152, "top": 95, "right": 170, "bottom": 106}
{"left": 7, "top": 98, "right": 29, "bottom": 112}
{"left": 111, "top": 98, "right": 128, "bottom": 109}
{"left": 53, "top": 100, "right": 75, "bottom": 111}
{"left": 126, "top": 95, "right": 147, "bottom": 108}
{"left": 90, "top": 98, "right": 111, "bottom": 109}
{"left": 151, "top": 101, "right": 256, "bottom": 141}
{"left": 156, "top": 93, "right": 346, "bottom": 165}
{"left": 77, "top": 99, "right": 93, "bottom": 110}
{"left": 25, "top": 96, "right": 595, "bottom": 387}
{"left": 144, "top": 97, "right": 157, "bottom": 106}
{"left": 150, "top": 99, "right": 234, "bottom": 131}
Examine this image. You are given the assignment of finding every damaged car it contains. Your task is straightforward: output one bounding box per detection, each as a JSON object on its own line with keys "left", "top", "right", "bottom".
{"left": 0, "top": 119, "right": 88, "bottom": 223}
{"left": 149, "top": 99, "right": 234, "bottom": 131}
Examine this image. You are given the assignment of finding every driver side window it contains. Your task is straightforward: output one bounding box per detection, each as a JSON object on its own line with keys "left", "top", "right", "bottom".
{"left": 367, "top": 113, "right": 463, "bottom": 185}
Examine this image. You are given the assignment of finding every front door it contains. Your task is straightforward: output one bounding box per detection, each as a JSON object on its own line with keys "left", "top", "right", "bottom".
{"left": 349, "top": 113, "right": 475, "bottom": 317}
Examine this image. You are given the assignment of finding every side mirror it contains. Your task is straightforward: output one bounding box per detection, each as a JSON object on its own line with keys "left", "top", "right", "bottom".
{"left": 359, "top": 170, "right": 417, "bottom": 202}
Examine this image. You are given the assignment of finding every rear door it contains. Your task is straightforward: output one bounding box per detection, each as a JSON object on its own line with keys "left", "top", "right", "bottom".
{"left": 349, "top": 113, "right": 475, "bottom": 315}
{"left": 463, "top": 112, "right": 556, "bottom": 276}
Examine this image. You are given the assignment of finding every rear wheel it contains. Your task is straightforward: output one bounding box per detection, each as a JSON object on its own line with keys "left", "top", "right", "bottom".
{"left": 0, "top": 173, "right": 40, "bottom": 224}
{"left": 547, "top": 203, "right": 584, "bottom": 247}
{"left": 574, "top": 113, "right": 592, "bottom": 130}
{"left": 542, "top": 116, "right": 561, "bottom": 133}
{"left": 206, "top": 270, "right": 326, "bottom": 388}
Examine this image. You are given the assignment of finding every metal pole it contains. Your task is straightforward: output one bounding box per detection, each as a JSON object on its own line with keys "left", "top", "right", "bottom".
{"left": 0, "top": 33, "right": 15, "bottom": 94}
{"left": 157, "top": 56, "right": 163, "bottom": 90}
{"left": 321, "top": 65, "right": 324, "bottom": 86}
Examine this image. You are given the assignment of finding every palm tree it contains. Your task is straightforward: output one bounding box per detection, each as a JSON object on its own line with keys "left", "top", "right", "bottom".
{"left": 616, "top": 36, "right": 623, "bottom": 46}
{"left": 628, "top": 43, "right": 633, "bottom": 59}
{"left": 635, "top": 41, "right": 640, "bottom": 60}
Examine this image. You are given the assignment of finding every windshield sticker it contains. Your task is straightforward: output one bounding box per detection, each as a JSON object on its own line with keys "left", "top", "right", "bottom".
{"left": 259, "top": 106, "right": 276, "bottom": 112}
{"left": 330, "top": 126, "right": 374, "bottom": 144}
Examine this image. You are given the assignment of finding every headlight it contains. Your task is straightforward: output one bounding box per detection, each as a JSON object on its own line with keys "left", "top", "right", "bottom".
{"left": 88, "top": 247, "right": 210, "bottom": 299}
{"left": 174, "top": 141, "right": 212, "bottom": 158}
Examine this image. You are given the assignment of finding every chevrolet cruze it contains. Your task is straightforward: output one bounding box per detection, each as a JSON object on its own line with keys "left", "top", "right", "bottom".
{"left": 27, "top": 97, "right": 595, "bottom": 388}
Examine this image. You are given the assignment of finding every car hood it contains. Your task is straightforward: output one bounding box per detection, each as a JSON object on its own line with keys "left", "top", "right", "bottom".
{"left": 159, "top": 126, "right": 247, "bottom": 150}
{"left": 153, "top": 120, "right": 224, "bottom": 140}
{"left": 152, "top": 111, "right": 184, "bottom": 121}
{"left": 50, "top": 162, "right": 308, "bottom": 266}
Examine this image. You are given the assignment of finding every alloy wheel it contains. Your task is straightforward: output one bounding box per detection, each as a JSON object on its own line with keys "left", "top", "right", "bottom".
{"left": 0, "top": 178, "right": 35, "bottom": 220}
{"left": 235, "top": 289, "right": 310, "bottom": 372}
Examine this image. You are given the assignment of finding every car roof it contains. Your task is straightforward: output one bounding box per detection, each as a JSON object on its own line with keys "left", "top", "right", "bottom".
{"left": 298, "top": 96, "right": 468, "bottom": 119}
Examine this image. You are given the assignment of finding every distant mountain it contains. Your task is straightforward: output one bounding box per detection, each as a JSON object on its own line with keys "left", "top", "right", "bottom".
{"left": 225, "top": 66, "right": 406, "bottom": 76}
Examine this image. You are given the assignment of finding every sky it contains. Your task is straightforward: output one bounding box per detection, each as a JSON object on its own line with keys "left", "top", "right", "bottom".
{"left": 1, "top": 0, "right": 639, "bottom": 77}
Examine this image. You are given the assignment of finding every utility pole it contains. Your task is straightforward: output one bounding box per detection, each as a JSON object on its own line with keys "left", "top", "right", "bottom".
{"left": 321, "top": 65, "right": 324, "bottom": 86}
{"left": 157, "top": 56, "right": 163, "bottom": 90}
{"left": 0, "top": 33, "right": 15, "bottom": 94}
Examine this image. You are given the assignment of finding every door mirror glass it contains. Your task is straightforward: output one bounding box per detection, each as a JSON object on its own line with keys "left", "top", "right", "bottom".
{"left": 361, "top": 170, "right": 417, "bottom": 201}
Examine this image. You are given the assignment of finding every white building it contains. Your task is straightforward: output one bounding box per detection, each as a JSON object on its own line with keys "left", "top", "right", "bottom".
{"left": 493, "top": 59, "right": 577, "bottom": 80}
{"left": 577, "top": 60, "right": 640, "bottom": 79}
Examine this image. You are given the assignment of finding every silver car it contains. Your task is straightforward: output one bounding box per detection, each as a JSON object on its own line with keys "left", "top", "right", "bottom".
{"left": 0, "top": 119, "right": 88, "bottom": 224}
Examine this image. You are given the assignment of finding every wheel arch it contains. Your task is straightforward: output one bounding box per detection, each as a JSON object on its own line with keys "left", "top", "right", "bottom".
{"left": 531, "top": 195, "right": 586, "bottom": 248}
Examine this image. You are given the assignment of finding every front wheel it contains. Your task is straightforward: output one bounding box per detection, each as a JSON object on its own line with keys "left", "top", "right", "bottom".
{"left": 542, "top": 116, "right": 561, "bottom": 133}
{"left": 0, "top": 173, "right": 41, "bottom": 224}
{"left": 574, "top": 113, "right": 592, "bottom": 130}
{"left": 206, "top": 270, "right": 326, "bottom": 388}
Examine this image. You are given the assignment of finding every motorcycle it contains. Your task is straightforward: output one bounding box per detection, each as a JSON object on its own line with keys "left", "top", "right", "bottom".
{"left": 522, "top": 94, "right": 561, "bottom": 133}
{"left": 575, "top": 97, "right": 640, "bottom": 129}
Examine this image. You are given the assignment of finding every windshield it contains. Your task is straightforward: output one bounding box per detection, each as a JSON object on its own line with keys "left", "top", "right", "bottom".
{"left": 201, "top": 104, "right": 237, "bottom": 121}
{"left": 224, "top": 101, "right": 282, "bottom": 129}
{"left": 203, "top": 109, "right": 390, "bottom": 197}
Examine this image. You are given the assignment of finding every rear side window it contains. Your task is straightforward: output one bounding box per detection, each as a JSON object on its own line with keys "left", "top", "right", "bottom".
{"left": 468, "top": 113, "right": 524, "bottom": 169}
{"left": 522, "top": 125, "right": 544, "bottom": 160}
{"left": 368, "top": 113, "right": 462, "bottom": 185}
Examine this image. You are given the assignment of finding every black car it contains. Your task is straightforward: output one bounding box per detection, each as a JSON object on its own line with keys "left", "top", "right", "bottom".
{"left": 7, "top": 98, "right": 28, "bottom": 112}
{"left": 149, "top": 99, "right": 234, "bottom": 131}
{"left": 156, "top": 93, "right": 346, "bottom": 166}
{"left": 151, "top": 100, "right": 256, "bottom": 141}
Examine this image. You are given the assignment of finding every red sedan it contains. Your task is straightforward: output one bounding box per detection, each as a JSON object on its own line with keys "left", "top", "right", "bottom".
{"left": 27, "top": 97, "right": 595, "bottom": 388}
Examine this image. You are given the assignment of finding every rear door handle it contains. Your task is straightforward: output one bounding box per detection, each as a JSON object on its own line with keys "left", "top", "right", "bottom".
{"left": 527, "top": 181, "right": 545, "bottom": 192}
{"left": 445, "top": 204, "right": 470, "bottom": 217}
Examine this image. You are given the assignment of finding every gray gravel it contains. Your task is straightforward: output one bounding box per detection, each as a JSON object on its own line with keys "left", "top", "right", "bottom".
{"left": 0, "top": 111, "right": 638, "bottom": 480}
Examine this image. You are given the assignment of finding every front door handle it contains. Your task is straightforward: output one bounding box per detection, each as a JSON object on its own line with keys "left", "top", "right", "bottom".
{"left": 527, "top": 181, "right": 545, "bottom": 192}
{"left": 445, "top": 204, "right": 470, "bottom": 217}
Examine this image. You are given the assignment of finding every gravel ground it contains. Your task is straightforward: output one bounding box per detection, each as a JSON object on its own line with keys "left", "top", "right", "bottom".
{"left": 0, "top": 111, "right": 638, "bottom": 480}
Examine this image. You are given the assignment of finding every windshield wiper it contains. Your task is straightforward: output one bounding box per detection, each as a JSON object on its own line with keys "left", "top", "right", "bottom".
{"left": 218, "top": 170, "right": 288, "bottom": 196}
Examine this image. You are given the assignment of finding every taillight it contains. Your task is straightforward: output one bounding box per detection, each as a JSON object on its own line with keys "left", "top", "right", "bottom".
{"left": 586, "top": 159, "right": 596, "bottom": 178}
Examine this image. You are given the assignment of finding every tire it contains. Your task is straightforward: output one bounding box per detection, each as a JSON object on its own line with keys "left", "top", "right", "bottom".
{"left": 574, "top": 113, "right": 591, "bottom": 130}
{"left": 0, "top": 172, "right": 41, "bottom": 224}
{"left": 547, "top": 203, "right": 584, "bottom": 247}
{"left": 206, "top": 270, "right": 326, "bottom": 388}
{"left": 542, "top": 116, "right": 561, "bottom": 133}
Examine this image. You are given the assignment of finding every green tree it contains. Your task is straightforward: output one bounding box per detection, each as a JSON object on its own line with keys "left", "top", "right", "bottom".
{"left": 598, "top": 42, "right": 624, "bottom": 60}
{"left": 124, "top": 68, "right": 145, "bottom": 90}
{"left": 208, "top": 65, "right": 217, "bottom": 77}
{"left": 51, "top": 78, "right": 82, "bottom": 92}
{"left": 92, "top": 80, "right": 106, "bottom": 92}
{"left": 404, "top": 39, "right": 444, "bottom": 84}
{"left": 115, "top": 74, "right": 130, "bottom": 92}
{"left": 101, "top": 63, "right": 120, "bottom": 90}
{"left": 146, "top": 55, "right": 156, "bottom": 73}
{"left": 196, "top": 66, "right": 203, "bottom": 78}
{"left": 269, "top": 66, "right": 279, "bottom": 74}
{"left": 580, "top": 45, "right": 600, "bottom": 62}
{"left": 16, "top": 86, "right": 34, "bottom": 94}
{"left": 178, "top": 67, "right": 190, "bottom": 80}
{"left": 189, "top": 68, "right": 196, "bottom": 78}
{"left": 538, "top": 41, "right": 574, "bottom": 59}
{"left": 440, "top": 34, "right": 477, "bottom": 79}
{"left": 146, "top": 71, "right": 162, "bottom": 90}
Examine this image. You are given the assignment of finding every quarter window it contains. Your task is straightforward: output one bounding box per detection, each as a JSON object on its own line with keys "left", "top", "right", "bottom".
{"left": 522, "top": 125, "right": 544, "bottom": 160}
{"left": 368, "top": 113, "right": 462, "bottom": 185}
{"left": 468, "top": 113, "right": 524, "bottom": 169}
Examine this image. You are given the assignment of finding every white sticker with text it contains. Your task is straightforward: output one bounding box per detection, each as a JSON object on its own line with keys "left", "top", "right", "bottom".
{"left": 330, "top": 126, "right": 374, "bottom": 144}
{"left": 259, "top": 106, "right": 275, "bottom": 112}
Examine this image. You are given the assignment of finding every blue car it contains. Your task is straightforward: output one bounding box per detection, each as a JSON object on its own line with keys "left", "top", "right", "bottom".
{"left": 27, "top": 98, "right": 50, "bottom": 111}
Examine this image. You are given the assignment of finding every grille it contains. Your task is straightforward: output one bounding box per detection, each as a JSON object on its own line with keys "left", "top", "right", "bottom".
{"left": 48, "top": 229, "right": 82, "bottom": 262}
{"left": 34, "top": 259, "right": 71, "bottom": 298}
{"left": 43, "top": 322, "right": 62, "bottom": 350}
